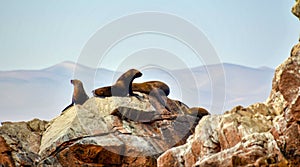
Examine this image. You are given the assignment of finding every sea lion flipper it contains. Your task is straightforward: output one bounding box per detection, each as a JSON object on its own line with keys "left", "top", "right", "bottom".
{"left": 61, "top": 102, "right": 74, "bottom": 112}
{"left": 149, "top": 87, "right": 170, "bottom": 110}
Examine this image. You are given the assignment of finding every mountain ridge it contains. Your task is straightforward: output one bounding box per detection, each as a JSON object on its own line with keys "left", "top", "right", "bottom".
{"left": 0, "top": 61, "right": 274, "bottom": 122}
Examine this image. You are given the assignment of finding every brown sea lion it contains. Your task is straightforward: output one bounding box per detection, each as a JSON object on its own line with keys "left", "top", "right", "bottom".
{"left": 62, "top": 79, "right": 89, "bottom": 112}
{"left": 92, "top": 69, "right": 174, "bottom": 117}
{"left": 132, "top": 81, "right": 170, "bottom": 96}
{"left": 93, "top": 81, "right": 170, "bottom": 97}
{"left": 93, "top": 69, "right": 142, "bottom": 97}
{"left": 148, "top": 87, "right": 171, "bottom": 114}
{"left": 111, "top": 69, "right": 142, "bottom": 96}
{"left": 92, "top": 86, "right": 112, "bottom": 97}
{"left": 93, "top": 81, "right": 171, "bottom": 114}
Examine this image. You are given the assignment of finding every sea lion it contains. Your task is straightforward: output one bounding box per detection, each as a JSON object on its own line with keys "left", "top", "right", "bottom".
{"left": 93, "top": 81, "right": 171, "bottom": 113}
{"left": 132, "top": 81, "right": 170, "bottom": 96}
{"left": 147, "top": 87, "right": 171, "bottom": 114}
{"left": 92, "top": 69, "right": 174, "bottom": 117}
{"left": 93, "top": 86, "right": 112, "bottom": 97}
{"left": 95, "top": 69, "right": 142, "bottom": 97}
{"left": 111, "top": 69, "right": 142, "bottom": 96}
{"left": 93, "top": 81, "right": 170, "bottom": 97}
{"left": 62, "top": 79, "right": 89, "bottom": 112}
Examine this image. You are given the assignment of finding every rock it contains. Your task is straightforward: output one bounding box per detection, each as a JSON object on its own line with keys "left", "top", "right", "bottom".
{"left": 1, "top": 2, "right": 300, "bottom": 166}
{"left": 158, "top": 2, "right": 300, "bottom": 164}
{"left": 0, "top": 93, "right": 206, "bottom": 166}
{"left": 0, "top": 119, "right": 48, "bottom": 166}
{"left": 267, "top": 43, "right": 300, "bottom": 115}
{"left": 28, "top": 118, "right": 48, "bottom": 132}
{"left": 157, "top": 105, "right": 288, "bottom": 167}
{"left": 37, "top": 95, "right": 202, "bottom": 166}
{"left": 267, "top": 42, "right": 300, "bottom": 166}
{"left": 292, "top": 0, "right": 300, "bottom": 20}
{"left": 0, "top": 136, "right": 15, "bottom": 167}
{"left": 194, "top": 132, "right": 287, "bottom": 167}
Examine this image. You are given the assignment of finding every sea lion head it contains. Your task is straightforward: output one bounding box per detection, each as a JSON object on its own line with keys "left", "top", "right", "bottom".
{"left": 125, "top": 69, "right": 142, "bottom": 94}
{"left": 71, "top": 79, "right": 83, "bottom": 86}
{"left": 125, "top": 69, "right": 143, "bottom": 80}
{"left": 115, "top": 69, "right": 142, "bottom": 85}
{"left": 134, "top": 69, "right": 142, "bottom": 78}
{"left": 92, "top": 86, "right": 112, "bottom": 97}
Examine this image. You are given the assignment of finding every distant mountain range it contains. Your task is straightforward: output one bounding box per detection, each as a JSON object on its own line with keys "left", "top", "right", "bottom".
{"left": 0, "top": 61, "right": 274, "bottom": 122}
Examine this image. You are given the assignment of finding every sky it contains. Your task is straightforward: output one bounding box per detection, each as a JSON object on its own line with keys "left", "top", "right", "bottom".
{"left": 0, "top": 0, "right": 299, "bottom": 71}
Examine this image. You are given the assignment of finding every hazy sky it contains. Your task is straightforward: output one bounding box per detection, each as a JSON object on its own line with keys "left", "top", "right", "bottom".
{"left": 0, "top": 0, "right": 299, "bottom": 71}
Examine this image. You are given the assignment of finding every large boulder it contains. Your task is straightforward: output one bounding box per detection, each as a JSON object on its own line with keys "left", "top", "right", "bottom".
{"left": 37, "top": 95, "right": 203, "bottom": 166}
{"left": 0, "top": 93, "right": 205, "bottom": 166}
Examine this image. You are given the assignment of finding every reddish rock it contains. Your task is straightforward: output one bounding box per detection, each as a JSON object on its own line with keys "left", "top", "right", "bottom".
{"left": 268, "top": 43, "right": 300, "bottom": 166}
{"left": 0, "top": 136, "right": 15, "bottom": 167}
{"left": 0, "top": 119, "right": 48, "bottom": 166}
{"left": 158, "top": 104, "right": 287, "bottom": 167}
{"left": 282, "top": 122, "right": 300, "bottom": 163}
{"left": 56, "top": 144, "right": 123, "bottom": 166}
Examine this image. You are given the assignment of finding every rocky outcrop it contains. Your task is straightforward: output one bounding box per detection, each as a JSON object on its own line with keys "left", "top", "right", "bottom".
{"left": 267, "top": 42, "right": 300, "bottom": 166}
{"left": 267, "top": 43, "right": 300, "bottom": 115}
{"left": 1, "top": 2, "right": 300, "bottom": 166}
{"left": 157, "top": 104, "right": 289, "bottom": 166}
{"left": 157, "top": 2, "right": 300, "bottom": 166}
{"left": 37, "top": 95, "right": 205, "bottom": 166}
{"left": 0, "top": 136, "right": 15, "bottom": 167}
{"left": 293, "top": 0, "right": 300, "bottom": 20}
{"left": 0, "top": 119, "right": 48, "bottom": 166}
{"left": 1, "top": 94, "right": 205, "bottom": 166}
{"left": 157, "top": 42, "right": 300, "bottom": 167}
{"left": 267, "top": 6, "right": 300, "bottom": 161}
